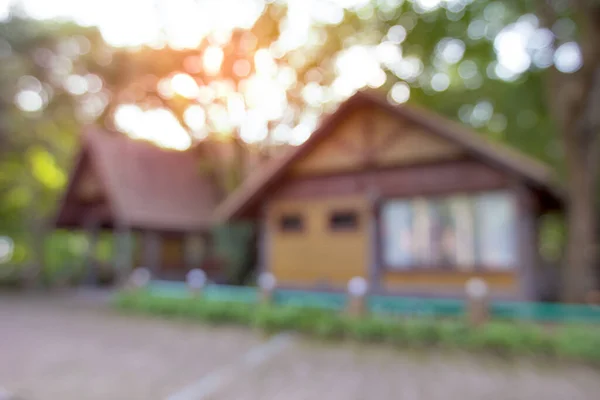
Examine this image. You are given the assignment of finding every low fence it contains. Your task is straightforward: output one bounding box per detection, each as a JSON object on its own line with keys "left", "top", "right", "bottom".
{"left": 146, "top": 280, "right": 600, "bottom": 324}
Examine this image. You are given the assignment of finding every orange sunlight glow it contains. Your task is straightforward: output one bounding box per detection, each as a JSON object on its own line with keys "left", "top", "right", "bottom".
{"left": 170, "top": 73, "right": 199, "bottom": 99}
{"left": 5, "top": 0, "right": 404, "bottom": 150}
{"left": 203, "top": 46, "right": 224, "bottom": 76}
{"left": 114, "top": 105, "right": 192, "bottom": 150}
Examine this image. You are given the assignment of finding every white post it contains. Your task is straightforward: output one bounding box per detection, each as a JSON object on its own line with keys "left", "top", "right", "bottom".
{"left": 465, "top": 278, "right": 489, "bottom": 327}
{"left": 186, "top": 268, "right": 207, "bottom": 297}
{"left": 258, "top": 272, "right": 276, "bottom": 305}
{"left": 347, "top": 276, "right": 369, "bottom": 317}
{"left": 128, "top": 267, "right": 151, "bottom": 292}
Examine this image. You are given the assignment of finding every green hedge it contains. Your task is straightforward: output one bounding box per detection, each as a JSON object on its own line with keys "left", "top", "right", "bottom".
{"left": 113, "top": 291, "right": 600, "bottom": 365}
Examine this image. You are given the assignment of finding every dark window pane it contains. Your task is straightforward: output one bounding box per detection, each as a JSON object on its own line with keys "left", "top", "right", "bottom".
{"left": 279, "top": 214, "right": 303, "bottom": 232}
{"left": 329, "top": 211, "right": 359, "bottom": 230}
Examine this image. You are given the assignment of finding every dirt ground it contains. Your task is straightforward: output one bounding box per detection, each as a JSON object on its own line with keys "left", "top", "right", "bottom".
{"left": 1, "top": 291, "right": 599, "bottom": 400}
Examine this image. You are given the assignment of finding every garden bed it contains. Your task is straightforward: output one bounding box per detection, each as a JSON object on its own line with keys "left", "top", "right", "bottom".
{"left": 114, "top": 290, "right": 600, "bottom": 366}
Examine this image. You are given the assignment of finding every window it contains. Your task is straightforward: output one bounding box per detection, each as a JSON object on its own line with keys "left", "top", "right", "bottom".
{"left": 381, "top": 191, "right": 517, "bottom": 271}
{"left": 329, "top": 211, "right": 359, "bottom": 231}
{"left": 279, "top": 214, "right": 304, "bottom": 232}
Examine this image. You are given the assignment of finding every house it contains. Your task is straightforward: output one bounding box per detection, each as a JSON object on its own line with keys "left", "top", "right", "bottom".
{"left": 215, "top": 90, "right": 564, "bottom": 301}
{"left": 55, "top": 127, "right": 222, "bottom": 283}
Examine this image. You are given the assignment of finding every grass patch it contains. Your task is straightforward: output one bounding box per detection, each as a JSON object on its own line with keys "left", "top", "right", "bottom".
{"left": 113, "top": 290, "right": 600, "bottom": 366}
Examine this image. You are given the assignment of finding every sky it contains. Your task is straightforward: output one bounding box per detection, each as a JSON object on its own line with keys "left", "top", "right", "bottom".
{"left": 1, "top": 0, "right": 583, "bottom": 150}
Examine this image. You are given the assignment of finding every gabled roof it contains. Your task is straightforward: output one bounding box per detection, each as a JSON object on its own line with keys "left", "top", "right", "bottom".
{"left": 56, "top": 127, "right": 219, "bottom": 231}
{"left": 215, "top": 90, "right": 564, "bottom": 221}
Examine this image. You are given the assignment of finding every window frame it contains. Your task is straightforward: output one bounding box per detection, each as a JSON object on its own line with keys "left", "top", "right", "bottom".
{"left": 378, "top": 189, "right": 518, "bottom": 274}
{"left": 328, "top": 209, "right": 360, "bottom": 232}
{"left": 278, "top": 213, "right": 305, "bottom": 233}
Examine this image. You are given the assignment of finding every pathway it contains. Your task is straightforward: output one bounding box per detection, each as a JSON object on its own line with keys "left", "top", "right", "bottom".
{"left": 1, "top": 292, "right": 599, "bottom": 400}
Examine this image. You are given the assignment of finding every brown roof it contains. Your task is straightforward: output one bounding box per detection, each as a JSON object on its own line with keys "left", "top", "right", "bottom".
{"left": 215, "top": 90, "right": 564, "bottom": 221}
{"left": 56, "top": 127, "right": 219, "bottom": 231}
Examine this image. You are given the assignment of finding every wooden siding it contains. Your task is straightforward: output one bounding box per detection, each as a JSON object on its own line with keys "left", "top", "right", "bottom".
{"left": 381, "top": 271, "right": 518, "bottom": 297}
{"left": 291, "top": 107, "right": 464, "bottom": 176}
{"left": 267, "top": 196, "right": 370, "bottom": 286}
{"left": 274, "top": 160, "right": 508, "bottom": 201}
{"left": 75, "top": 165, "right": 103, "bottom": 202}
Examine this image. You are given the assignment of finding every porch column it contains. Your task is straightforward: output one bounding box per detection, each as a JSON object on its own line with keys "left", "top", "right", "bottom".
{"left": 142, "top": 230, "right": 161, "bottom": 277}
{"left": 367, "top": 189, "right": 381, "bottom": 292}
{"left": 184, "top": 232, "right": 206, "bottom": 270}
{"left": 113, "top": 225, "right": 133, "bottom": 284}
{"left": 257, "top": 206, "right": 270, "bottom": 276}
{"left": 82, "top": 219, "right": 100, "bottom": 286}
{"left": 515, "top": 184, "right": 538, "bottom": 301}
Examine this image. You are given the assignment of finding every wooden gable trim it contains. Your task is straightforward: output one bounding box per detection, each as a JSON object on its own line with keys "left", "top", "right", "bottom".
{"left": 54, "top": 137, "right": 122, "bottom": 229}
{"left": 215, "top": 90, "right": 563, "bottom": 222}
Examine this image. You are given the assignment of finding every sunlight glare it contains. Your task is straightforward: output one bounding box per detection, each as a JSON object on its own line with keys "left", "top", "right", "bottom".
{"left": 390, "top": 82, "right": 410, "bottom": 104}
{"left": 15, "top": 90, "right": 43, "bottom": 112}
{"left": 240, "top": 110, "right": 268, "bottom": 143}
{"left": 203, "top": 46, "right": 224, "bottom": 76}
{"left": 227, "top": 93, "right": 246, "bottom": 125}
{"left": 289, "top": 124, "right": 312, "bottom": 146}
{"left": 170, "top": 73, "right": 200, "bottom": 99}
{"left": 184, "top": 105, "right": 206, "bottom": 131}
{"left": 414, "top": 0, "right": 443, "bottom": 13}
{"left": 207, "top": 103, "right": 232, "bottom": 134}
{"left": 115, "top": 105, "right": 191, "bottom": 150}
{"left": 243, "top": 75, "right": 287, "bottom": 121}
{"left": 255, "top": 49, "right": 278, "bottom": 76}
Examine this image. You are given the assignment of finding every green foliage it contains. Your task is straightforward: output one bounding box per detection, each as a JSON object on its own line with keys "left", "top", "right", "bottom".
{"left": 555, "top": 326, "right": 600, "bottom": 363}
{"left": 212, "top": 222, "right": 256, "bottom": 283}
{"left": 0, "top": 0, "right": 583, "bottom": 288}
{"left": 113, "top": 291, "right": 600, "bottom": 365}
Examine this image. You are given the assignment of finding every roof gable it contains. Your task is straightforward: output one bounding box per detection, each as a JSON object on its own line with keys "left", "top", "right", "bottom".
{"left": 215, "top": 90, "right": 563, "bottom": 221}
{"left": 290, "top": 105, "right": 465, "bottom": 176}
{"left": 56, "top": 127, "right": 219, "bottom": 231}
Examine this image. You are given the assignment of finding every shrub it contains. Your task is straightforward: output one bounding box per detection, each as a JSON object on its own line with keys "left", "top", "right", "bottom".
{"left": 402, "top": 318, "right": 443, "bottom": 347}
{"left": 555, "top": 326, "right": 600, "bottom": 365}
{"left": 312, "top": 314, "right": 347, "bottom": 340}
{"left": 112, "top": 291, "right": 600, "bottom": 365}
{"left": 346, "top": 317, "right": 397, "bottom": 343}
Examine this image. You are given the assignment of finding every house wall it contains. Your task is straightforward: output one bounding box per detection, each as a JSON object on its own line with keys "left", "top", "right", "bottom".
{"left": 262, "top": 105, "right": 532, "bottom": 299}
{"left": 267, "top": 196, "right": 370, "bottom": 287}
{"left": 381, "top": 271, "right": 518, "bottom": 298}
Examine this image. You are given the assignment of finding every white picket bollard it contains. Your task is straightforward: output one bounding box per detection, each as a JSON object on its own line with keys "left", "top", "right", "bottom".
{"left": 465, "top": 278, "right": 489, "bottom": 327}
{"left": 129, "top": 267, "right": 151, "bottom": 291}
{"left": 186, "top": 268, "right": 207, "bottom": 296}
{"left": 258, "top": 272, "right": 276, "bottom": 304}
{"left": 347, "top": 276, "right": 369, "bottom": 316}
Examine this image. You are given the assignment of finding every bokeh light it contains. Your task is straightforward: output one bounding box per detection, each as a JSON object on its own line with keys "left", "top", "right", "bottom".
{"left": 554, "top": 42, "right": 582, "bottom": 73}
{"left": 15, "top": 90, "right": 43, "bottom": 112}
{"left": 171, "top": 73, "right": 200, "bottom": 99}
{"left": 184, "top": 105, "right": 206, "bottom": 132}
{"left": 390, "top": 82, "right": 410, "bottom": 104}
{"left": 0, "top": 236, "right": 14, "bottom": 263}
{"left": 1, "top": 0, "right": 587, "bottom": 149}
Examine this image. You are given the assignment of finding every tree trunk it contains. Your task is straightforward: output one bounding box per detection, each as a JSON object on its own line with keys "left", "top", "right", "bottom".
{"left": 539, "top": 3, "right": 600, "bottom": 302}
{"left": 562, "top": 140, "right": 598, "bottom": 301}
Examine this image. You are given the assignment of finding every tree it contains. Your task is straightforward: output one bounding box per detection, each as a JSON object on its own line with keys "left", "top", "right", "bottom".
{"left": 2, "top": 1, "right": 597, "bottom": 298}
{"left": 0, "top": 16, "right": 113, "bottom": 281}
{"left": 535, "top": 0, "right": 600, "bottom": 301}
